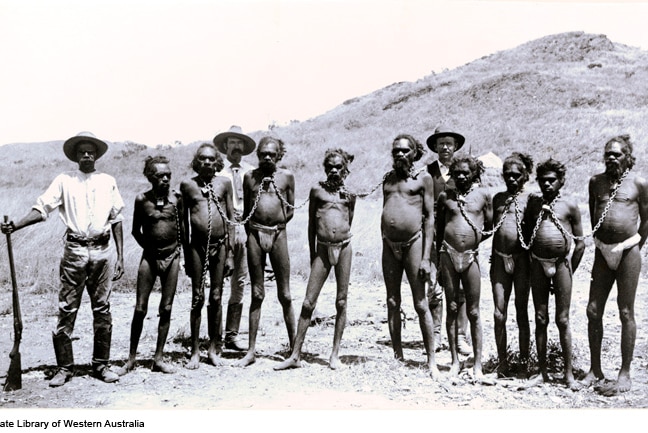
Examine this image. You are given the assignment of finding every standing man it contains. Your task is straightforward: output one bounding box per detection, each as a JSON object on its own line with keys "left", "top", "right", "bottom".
{"left": 426, "top": 126, "right": 471, "bottom": 355}
{"left": 1, "top": 131, "right": 124, "bottom": 387}
{"left": 381, "top": 134, "right": 440, "bottom": 379}
{"left": 235, "top": 136, "right": 297, "bottom": 367}
{"left": 118, "top": 156, "right": 183, "bottom": 375}
{"left": 214, "top": 126, "right": 257, "bottom": 351}
{"left": 581, "top": 135, "right": 648, "bottom": 396}
{"left": 181, "top": 144, "right": 236, "bottom": 369}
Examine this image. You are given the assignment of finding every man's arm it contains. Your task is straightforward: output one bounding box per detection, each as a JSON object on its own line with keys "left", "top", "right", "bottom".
{"left": 308, "top": 189, "right": 318, "bottom": 263}
{"left": 285, "top": 172, "right": 295, "bottom": 222}
{"left": 636, "top": 176, "right": 648, "bottom": 249}
{"left": 131, "top": 196, "right": 146, "bottom": 249}
{"left": 435, "top": 192, "right": 447, "bottom": 255}
{"left": 588, "top": 177, "right": 597, "bottom": 229}
{"left": 1, "top": 209, "right": 44, "bottom": 234}
{"left": 420, "top": 175, "right": 435, "bottom": 279}
{"left": 480, "top": 190, "right": 494, "bottom": 242}
{"left": 569, "top": 200, "right": 585, "bottom": 273}
{"left": 223, "top": 181, "right": 236, "bottom": 275}
{"left": 111, "top": 221, "right": 124, "bottom": 281}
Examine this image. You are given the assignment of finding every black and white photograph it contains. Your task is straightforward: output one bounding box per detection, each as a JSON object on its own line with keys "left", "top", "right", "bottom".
{"left": 1, "top": 0, "right": 647, "bottom": 427}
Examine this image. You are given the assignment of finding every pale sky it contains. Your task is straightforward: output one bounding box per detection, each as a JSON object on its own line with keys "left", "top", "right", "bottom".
{"left": 2, "top": 0, "right": 648, "bottom": 146}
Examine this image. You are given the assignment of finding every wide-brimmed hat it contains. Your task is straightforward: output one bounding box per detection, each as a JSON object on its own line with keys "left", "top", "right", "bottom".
{"left": 63, "top": 131, "right": 109, "bottom": 162}
{"left": 426, "top": 126, "right": 465, "bottom": 152}
{"left": 213, "top": 125, "right": 256, "bottom": 155}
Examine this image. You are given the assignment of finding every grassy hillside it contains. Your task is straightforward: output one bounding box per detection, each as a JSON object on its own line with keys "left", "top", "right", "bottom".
{"left": 2, "top": 31, "right": 648, "bottom": 295}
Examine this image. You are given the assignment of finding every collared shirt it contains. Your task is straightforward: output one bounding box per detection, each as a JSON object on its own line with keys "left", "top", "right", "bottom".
{"left": 438, "top": 162, "right": 450, "bottom": 182}
{"left": 217, "top": 159, "right": 255, "bottom": 214}
{"left": 33, "top": 170, "right": 125, "bottom": 237}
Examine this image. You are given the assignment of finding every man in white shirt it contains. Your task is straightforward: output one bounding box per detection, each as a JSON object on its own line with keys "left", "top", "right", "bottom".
{"left": 213, "top": 126, "right": 256, "bottom": 351}
{"left": 1, "top": 131, "right": 124, "bottom": 387}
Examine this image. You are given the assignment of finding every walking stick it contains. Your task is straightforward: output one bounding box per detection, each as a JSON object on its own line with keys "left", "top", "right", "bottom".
{"left": 3, "top": 215, "right": 22, "bottom": 391}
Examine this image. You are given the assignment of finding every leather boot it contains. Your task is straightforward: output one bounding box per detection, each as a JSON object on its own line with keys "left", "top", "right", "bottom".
{"left": 91, "top": 324, "right": 119, "bottom": 383}
{"left": 430, "top": 299, "right": 444, "bottom": 352}
{"left": 51, "top": 332, "right": 74, "bottom": 387}
{"left": 225, "top": 303, "right": 246, "bottom": 351}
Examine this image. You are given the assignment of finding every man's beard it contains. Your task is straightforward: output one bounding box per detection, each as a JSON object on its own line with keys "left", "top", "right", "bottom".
{"left": 392, "top": 158, "right": 412, "bottom": 177}
{"left": 605, "top": 162, "right": 624, "bottom": 181}
{"left": 322, "top": 173, "right": 344, "bottom": 192}
{"left": 259, "top": 161, "right": 276, "bottom": 175}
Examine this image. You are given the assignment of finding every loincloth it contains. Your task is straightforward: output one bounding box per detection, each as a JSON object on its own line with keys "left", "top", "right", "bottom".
{"left": 594, "top": 233, "right": 641, "bottom": 271}
{"left": 382, "top": 230, "right": 421, "bottom": 262}
{"left": 530, "top": 251, "right": 566, "bottom": 279}
{"left": 143, "top": 247, "right": 180, "bottom": 274}
{"left": 493, "top": 248, "right": 524, "bottom": 275}
{"left": 317, "top": 236, "right": 352, "bottom": 266}
{"left": 249, "top": 221, "right": 286, "bottom": 253}
{"left": 441, "top": 240, "right": 478, "bottom": 273}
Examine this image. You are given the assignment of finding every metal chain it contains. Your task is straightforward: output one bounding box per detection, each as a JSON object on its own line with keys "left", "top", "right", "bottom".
{"left": 590, "top": 168, "right": 629, "bottom": 236}
{"left": 341, "top": 166, "right": 426, "bottom": 198}
{"left": 517, "top": 192, "right": 562, "bottom": 250}
{"left": 270, "top": 177, "right": 310, "bottom": 210}
{"left": 213, "top": 177, "right": 268, "bottom": 227}
{"left": 200, "top": 183, "right": 214, "bottom": 291}
{"left": 456, "top": 182, "right": 498, "bottom": 236}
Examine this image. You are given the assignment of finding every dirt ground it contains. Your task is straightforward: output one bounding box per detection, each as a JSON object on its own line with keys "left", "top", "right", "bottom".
{"left": 1, "top": 260, "right": 647, "bottom": 413}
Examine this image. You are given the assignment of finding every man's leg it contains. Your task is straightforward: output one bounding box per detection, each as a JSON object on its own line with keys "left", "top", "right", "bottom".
{"left": 226, "top": 225, "right": 248, "bottom": 351}
{"left": 428, "top": 248, "right": 444, "bottom": 349}
{"left": 187, "top": 245, "right": 206, "bottom": 369}
{"left": 86, "top": 245, "right": 119, "bottom": 383}
{"left": 274, "top": 245, "right": 331, "bottom": 370}
{"left": 152, "top": 256, "right": 179, "bottom": 373}
{"left": 530, "top": 259, "right": 550, "bottom": 383}
{"left": 51, "top": 244, "right": 87, "bottom": 386}
{"left": 118, "top": 255, "right": 156, "bottom": 375}
{"left": 207, "top": 246, "right": 227, "bottom": 366}
{"left": 440, "top": 253, "right": 461, "bottom": 377}
{"left": 597, "top": 247, "right": 641, "bottom": 396}
{"left": 269, "top": 230, "right": 296, "bottom": 350}
{"left": 382, "top": 240, "right": 404, "bottom": 361}
{"left": 234, "top": 232, "right": 266, "bottom": 367}
{"left": 553, "top": 260, "right": 577, "bottom": 390}
{"left": 403, "top": 239, "right": 439, "bottom": 379}
{"left": 490, "top": 254, "right": 513, "bottom": 376}
{"left": 330, "top": 244, "right": 352, "bottom": 370}
{"left": 513, "top": 253, "right": 531, "bottom": 364}
{"left": 462, "top": 261, "right": 486, "bottom": 381}
{"left": 582, "top": 249, "right": 615, "bottom": 385}
{"left": 457, "top": 297, "right": 471, "bottom": 356}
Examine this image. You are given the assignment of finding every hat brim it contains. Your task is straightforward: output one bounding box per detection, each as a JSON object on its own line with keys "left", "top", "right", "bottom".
{"left": 63, "top": 136, "right": 108, "bottom": 162}
{"left": 426, "top": 132, "right": 465, "bottom": 152}
{"left": 213, "top": 132, "right": 256, "bottom": 155}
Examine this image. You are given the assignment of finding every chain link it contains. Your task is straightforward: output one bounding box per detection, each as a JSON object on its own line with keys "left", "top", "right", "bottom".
{"left": 213, "top": 177, "right": 268, "bottom": 227}
{"left": 589, "top": 168, "right": 629, "bottom": 236}
{"left": 456, "top": 182, "right": 501, "bottom": 236}
{"left": 200, "top": 183, "right": 215, "bottom": 291}
{"left": 517, "top": 192, "right": 562, "bottom": 250}
{"left": 270, "top": 177, "right": 310, "bottom": 210}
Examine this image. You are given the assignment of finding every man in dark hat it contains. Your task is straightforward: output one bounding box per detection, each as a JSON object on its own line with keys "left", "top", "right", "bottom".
{"left": 214, "top": 126, "right": 257, "bottom": 351}
{"left": 2, "top": 131, "right": 124, "bottom": 387}
{"left": 426, "top": 127, "right": 471, "bottom": 356}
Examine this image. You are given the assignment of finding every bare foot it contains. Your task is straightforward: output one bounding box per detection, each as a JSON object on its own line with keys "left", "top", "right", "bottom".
{"left": 517, "top": 373, "right": 544, "bottom": 390}
{"left": 329, "top": 355, "right": 341, "bottom": 370}
{"left": 566, "top": 377, "right": 582, "bottom": 391}
{"left": 473, "top": 371, "right": 496, "bottom": 386}
{"left": 596, "top": 372, "right": 632, "bottom": 396}
{"left": 449, "top": 362, "right": 461, "bottom": 378}
{"left": 152, "top": 361, "right": 175, "bottom": 374}
{"left": 233, "top": 352, "right": 256, "bottom": 368}
{"left": 274, "top": 357, "right": 302, "bottom": 371}
{"left": 580, "top": 370, "right": 604, "bottom": 387}
{"left": 428, "top": 364, "right": 441, "bottom": 381}
{"left": 116, "top": 360, "right": 136, "bottom": 376}
{"left": 207, "top": 352, "right": 225, "bottom": 367}
{"left": 496, "top": 361, "right": 510, "bottom": 378}
{"left": 185, "top": 353, "right": 201, "bottom": 370}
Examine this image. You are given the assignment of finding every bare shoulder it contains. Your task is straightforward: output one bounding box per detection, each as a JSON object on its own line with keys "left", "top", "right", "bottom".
{"left": 632, "top": 173, "right": 648, "bottom": 189}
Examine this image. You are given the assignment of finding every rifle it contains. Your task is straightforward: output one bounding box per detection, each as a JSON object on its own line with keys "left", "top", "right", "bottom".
{"left": 3, "top": 215, "right": 22, "bottom": 391}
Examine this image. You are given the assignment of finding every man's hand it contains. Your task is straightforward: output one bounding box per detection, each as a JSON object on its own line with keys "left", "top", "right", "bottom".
{"left": 224, "top": 254, "right": 235, "bottom": 278}
{"left": 1, "top": 220, "right": 15, "bottom": 235}
{"left": 419, "top": 259, "right": 433, "bottom": 280}
{"left": 112, "top": 258, "right": 124, "bottom": 281}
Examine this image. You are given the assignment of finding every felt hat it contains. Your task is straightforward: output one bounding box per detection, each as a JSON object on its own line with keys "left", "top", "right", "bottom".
{"left": 63, "top": 131, "right": 108, "bottom": 162}
{"left": 426, "top": 126, "right": 465, "bottom": 152}
{"left": 213, "top": 125, "right": 256, "bottom": 155}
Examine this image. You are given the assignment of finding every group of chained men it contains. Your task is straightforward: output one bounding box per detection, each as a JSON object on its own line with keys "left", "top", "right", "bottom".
{"left": 2, "top": 127, "right": 646, "bottom": 398}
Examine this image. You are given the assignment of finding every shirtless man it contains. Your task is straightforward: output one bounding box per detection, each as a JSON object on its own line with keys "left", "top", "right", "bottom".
{"left": 235, "top": 136, "right": 297, "bottom": 367}
{"left": 381, "top": 134, "right": 439, "bottom": 379}
{"left": 436, "top": 154, "right": 493, "bottom": 382}
{"left": 181, "top": 144, "right": 236, "bottom": 369}
{"left": 581, "top": 135, "right": 648, "bottom": 396}
{"left": 523, "top": 159, "right": 584, "bottom": 390}
{"left": 118, "top": 156, "right": 183, "bottom": 375}
{"left": 490, "top": 152, "right": 533, "bottom": 377}
{"left": 274, "top": 149, "right": 356, "bottom": 371}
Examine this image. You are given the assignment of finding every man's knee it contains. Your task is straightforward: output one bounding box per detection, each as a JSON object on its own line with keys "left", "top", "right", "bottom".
{"left": 586, "top": 302, "right": 603, "bottom": 322}
{"left": 535, "top": 311, "right": 549, "bottom": 328}
{"left": 386, "top": 296, "right": 400, "bottom": 311}
{"left": 618, "top": 306, "right": 635, "bottom": 325}
{"left": 555, "top": 314, "right": 570, "bottom": 331}
{"left": 412, "top": 299, "right": 429, "bottom": 317}
{"left": 494, "top": 308, "right": 507, "bottom": 326}
{"left": 466, "top": 305, "right": 480, "bottom": 323}
{"left": 158, "top": 302, "right": 172, "bottom": 318}
{"left": 335, "top": 297, "right": 347, "bottom": 312}
{"left": 301, "top": 298, "right": 316, "bottom": 317}
{"left": 134, "top": 306, "right": 148, "bottom": 320}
